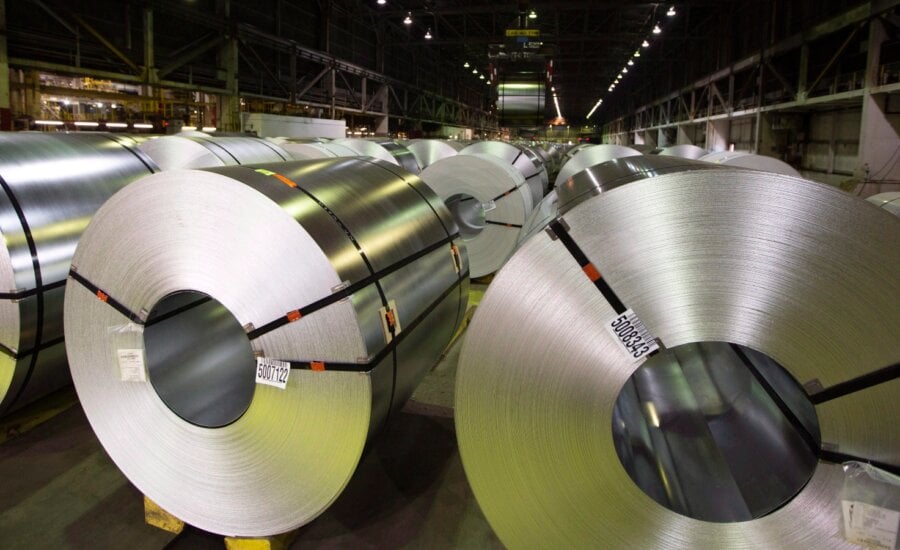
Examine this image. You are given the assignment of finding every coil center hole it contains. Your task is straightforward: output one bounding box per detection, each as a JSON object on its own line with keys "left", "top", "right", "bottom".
{"left": 144, "top": 291, "right": 256, "bottom": 429}
{"left": 446, "top": 193, "right": 485, "bottom": 239}
{"left": 611, "top": 341, "right": 821, "bottom": 523}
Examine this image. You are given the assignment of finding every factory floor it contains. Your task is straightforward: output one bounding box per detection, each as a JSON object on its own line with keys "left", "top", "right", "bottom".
{"left": 0, "top": 284, "right": 501, "bottom": 549}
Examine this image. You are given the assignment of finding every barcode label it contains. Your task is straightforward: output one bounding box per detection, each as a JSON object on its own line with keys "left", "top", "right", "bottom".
{"left": 843, "top": 501, "right": 900, "bottom": 550}
{"left": 255, "top": 357, "right": 291, "bottom": 389}
{"left": 117, "top": 349, "right": 147, "bottom": 382}
{"left": 605, "top": 309, "right": 659, "bottom": 361}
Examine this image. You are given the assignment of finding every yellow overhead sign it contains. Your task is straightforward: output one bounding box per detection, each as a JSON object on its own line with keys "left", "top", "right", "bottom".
{"left": 505, "top": 29, "right": 540, "bottom": 38}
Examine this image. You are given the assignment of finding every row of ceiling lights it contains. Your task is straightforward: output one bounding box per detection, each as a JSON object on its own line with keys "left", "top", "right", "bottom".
{"left": 586, "top": 5, "right": 677, "bottom": 120}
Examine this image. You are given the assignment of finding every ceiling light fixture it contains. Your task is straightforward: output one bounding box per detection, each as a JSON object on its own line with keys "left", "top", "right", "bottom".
{"left": 617, "top": 73, "right": 622, "bottom": 79}
{"left": 479, "top": 74, "right": 485, "bottom": 80}
{"left": 622, "top": 67, "right": 628, "bottom": 73}
{"left": 642, "top": 39, "right": 650, "bottom": 47}
{"left": 528, "top": 10, "right": 537, "bottom": 19}
{"left": 472, "top": 68, "right": 478, "bottom": 74}
{"left": 403, "top": 12, "right": 412, "bottom": 24}
{"left": 586, "top": 98, "right": 603, "bottom": 119}
{"left": 634, "top": 50, "right": 641, "bottom": 57}
{"left": 377, "top": 0, "right": 386, "bottom": 5}
{"left": 667, "top": 5, "right": 676, "bottom": 16}
{"left": 627, "top": 59, "right": 634, "bottom": 66}
{"left": 424, "top": 28, "right": 432, "bottom": 39}
{"left": 652, "top": 24, "right": 662, "bottom": 34}
{"left": 463, "top": 61, "right": 470, "bottom": 68}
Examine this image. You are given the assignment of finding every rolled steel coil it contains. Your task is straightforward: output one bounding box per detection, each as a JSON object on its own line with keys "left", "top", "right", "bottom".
{"left": 866, "top": 192, "right": 900, "bottom": 216}
{"left": 456, "top": 169, "right": 899, "bottom": 547}
{"left": 557, "top": 155, "right": 722, "bottom": 213}
{"left": 701, "top": 150, "right": 800, "bottom": 176}
{"left": 407, "top": 140, "right": 459, "bottom": 170}
{"left": 64, "top": 157, "right": 468, "bottom": 536}
{"left": 138, "top": 135, "right": 291, "bottom": 170}
{"left": 554, "top": 144, "right": 642, "bottom": 188}
{"left": 517, "top": 190, "right": 558, "bottom": 245}
{"left": 521, "top": 147, "right": 550, "bottom": 195}
{"left": 375, "top": 140, "right": 421, "bottom": 174}
{"left": 658, "top": 144, "right": 707, "bottom": 159}
{"left": 331, "top": 138, "right": 399, "bottom": 166}
{"left": 459, "top": 141, "right": 547, "bottom": 208}
{"left": 0, "top": 133, "right": 157, "bottom": 415}
{"left": 420, "top": 153, "right": 531, "bottom": 277}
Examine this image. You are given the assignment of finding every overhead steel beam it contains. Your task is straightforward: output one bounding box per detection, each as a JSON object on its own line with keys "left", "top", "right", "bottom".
{"left": 157, "top": 34, "right": 224, "bottom": 79}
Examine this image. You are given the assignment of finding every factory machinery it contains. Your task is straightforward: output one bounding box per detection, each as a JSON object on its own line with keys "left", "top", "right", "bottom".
{"left": 1, "top": 132, "right": 897, "bottom": 546}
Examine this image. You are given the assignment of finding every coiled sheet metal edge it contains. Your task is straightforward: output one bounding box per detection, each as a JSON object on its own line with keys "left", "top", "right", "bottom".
{"left": 0, "top": 133, "right": 158, "bottom": 415}
{"left": 456, "top": 169, "right": 899, "bottom": 548}
{"left": 64, "top": 157, "right": 469, "bottom": 536}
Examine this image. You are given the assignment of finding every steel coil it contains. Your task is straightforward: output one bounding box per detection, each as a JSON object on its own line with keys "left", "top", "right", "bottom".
{"left": 701, "top": 151, "right": 800, "bottom": 176}
{"left": 557, "top": 155, "right": 722, "bottom": 213}
{"left": 138, "top": 135, "right": 291, "bottom": 170}
{"left": 0, "top": 133, "right": 157, "bottom": 415}
{"left": 64, "top": 157, "right": 468, "bottom": 536}
{"left": 517, "top": 190, "right": 558, "bottom": 245}
{"left": 867, "top": 192, "right": 900, "bottom": 216}
{"left": 375, "top": 140, "right": 421, "bottom": 174}
{"left": 658, "top": 144, "right": 707, "bottom": 159}
{"left": 459, "top": 141, "right": 547, "bottom": 208}
{"left": 331, "top": 138, "right": 399, "bottom": 166}
{"left": 276, "top": 142, "right": 350, "bottom": 160}
{"left": 407, "top": 140, "right": 459, "bottom": 170}
{"left": 521, "top": 147, "right": 551, "bottom": 196}
{"left": 456, "top": 169, "right": 899, "bottom": 547}
{"left": 420, "top": 153, "right": 531, "bottom": 277}
{"left": 554, "top": 144, "right": 642, "bottom": 188}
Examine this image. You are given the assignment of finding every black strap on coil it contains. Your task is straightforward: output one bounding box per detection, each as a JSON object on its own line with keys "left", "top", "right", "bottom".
{"left": 546, "top": 219, "right": 627, "bottom": 314}
{"left": 282, "top": 272, "right": 467, "bottom": 373}
{"left": 0, "top": 173, "right": 46, "bottom": 413}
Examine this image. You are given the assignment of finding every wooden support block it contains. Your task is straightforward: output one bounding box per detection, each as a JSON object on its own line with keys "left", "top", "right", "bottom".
{"left": 224, "top": 530, "right": 298, "bottom": 550}
{"left": 143, "top": 495, "right": 184, "bottom": 535}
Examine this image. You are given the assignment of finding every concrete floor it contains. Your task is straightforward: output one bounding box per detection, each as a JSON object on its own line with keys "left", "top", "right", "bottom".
{"left": 0, "top": 285, "right": 501, "bottom": 548}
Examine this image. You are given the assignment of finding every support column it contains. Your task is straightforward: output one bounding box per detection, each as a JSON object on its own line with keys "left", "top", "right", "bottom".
{"left": 374, "top": 85, "right": 388, "bottom": 135}
{"left": 0, "top": 0, "right": 10, "bottom": 130}
{"left": 705, "top": 118, "right": 729, "bottom": 151}
{"left": 142, "top": 7, "right": 158, "bottom": 109}
{"left": 857, "top": 16, "right": 899, "bottom": 193}
{"left": 218, "top": 36, "right": 240, "bottom": 131}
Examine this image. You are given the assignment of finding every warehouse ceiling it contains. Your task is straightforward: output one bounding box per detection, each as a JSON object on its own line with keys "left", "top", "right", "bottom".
{"left": 6, "top": 0, "right": 885, "bottom": 129}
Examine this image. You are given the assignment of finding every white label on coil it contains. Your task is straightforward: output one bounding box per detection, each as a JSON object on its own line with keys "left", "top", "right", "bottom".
{"left": 842, "top": 501, "right": 900, "bottom": 550}
{"left": 482, "top": 200, "right": 497, "bottom": 213}
{"left": 117, "top": 349, "right": 147, "bottom": 382}
{"left": 605, "top": 309, "right": 659, "bottom": 362}
{"left": 255, "top": 357, "right": 291, "bottom": 390}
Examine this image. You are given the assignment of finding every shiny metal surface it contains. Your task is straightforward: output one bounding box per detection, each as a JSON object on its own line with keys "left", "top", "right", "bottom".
{"left": 331, "top": 138, "right": 399, "bottom": 166}
{"left": 407, "top": 140, "right": 459, "bottom": 170}
{"left": 459, "top": 141, "right": 546, "bottom": 208}
{"left": 867, "top": 192, "right": 900, "bottom": 216}
{"left": 613, "top": 341, "right": 819, "bottom": 522}
{"left": 522, "top": 147, "right": 551, "bottom": 195}
{"left": 278, "top": 142, "right": 344, "bottom": 160}
{"left": 558, "top": 155, "right": 722, "bottom": 213}
{"left": 517, "top": 190, "right": 558, "bottom": 245}
{"left": 0, "top": 133, "right": 157, "bottom": 414}
{"left": 420, "top": 153, "right": 531, "bottom": 277}
{"left": 65, "top": 157, "right": 467, "bottom": 536}
{"left": 138, "top": 135, "right": 291, "bottom": 170}
{"left": 658, "top": 144, "right": 707, "bottom": 159}
{"left": 701, "top": 151, "right": 800, "bottom": 176}
{"left": 554, "top": 144, "right": 642, "bottom": 188}
{"left": 375, "top": 140, "right": 421, "bottom": 174}
{"left": 456, "top": 169, "right": 899, "bottom": 547}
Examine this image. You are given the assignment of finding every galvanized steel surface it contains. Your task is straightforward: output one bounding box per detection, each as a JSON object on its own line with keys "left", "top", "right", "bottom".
{"left": 867, "top": 192, "right": 900, "bottom": 216}
{"left": 700, "top": 151, "right": 800, "bottom": 176}
{"left": 138, "top": 135, "right": 291, "bottom": 170}
{"left": 420, "top": 153, "right": 531, "bottom": 277}
{"left": 658, "top": 144, "right": 708, "bottom": 159}
{"left": 0, "top": 133, "right": 157, "bottom": 414}
{"left": 407, "top": 140, "right": 459, "bottom": 170}
{"left": 554, "top": 144, "right": 642, "bottom": 188}
{"left": 456, "top": 169, "right": 899, "bottom": 547}
{"left": 459, "top": 141, "right": 547, "bottom": 207}
{"left": 64, "top": 157, "right": 468, "bottom": 536}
